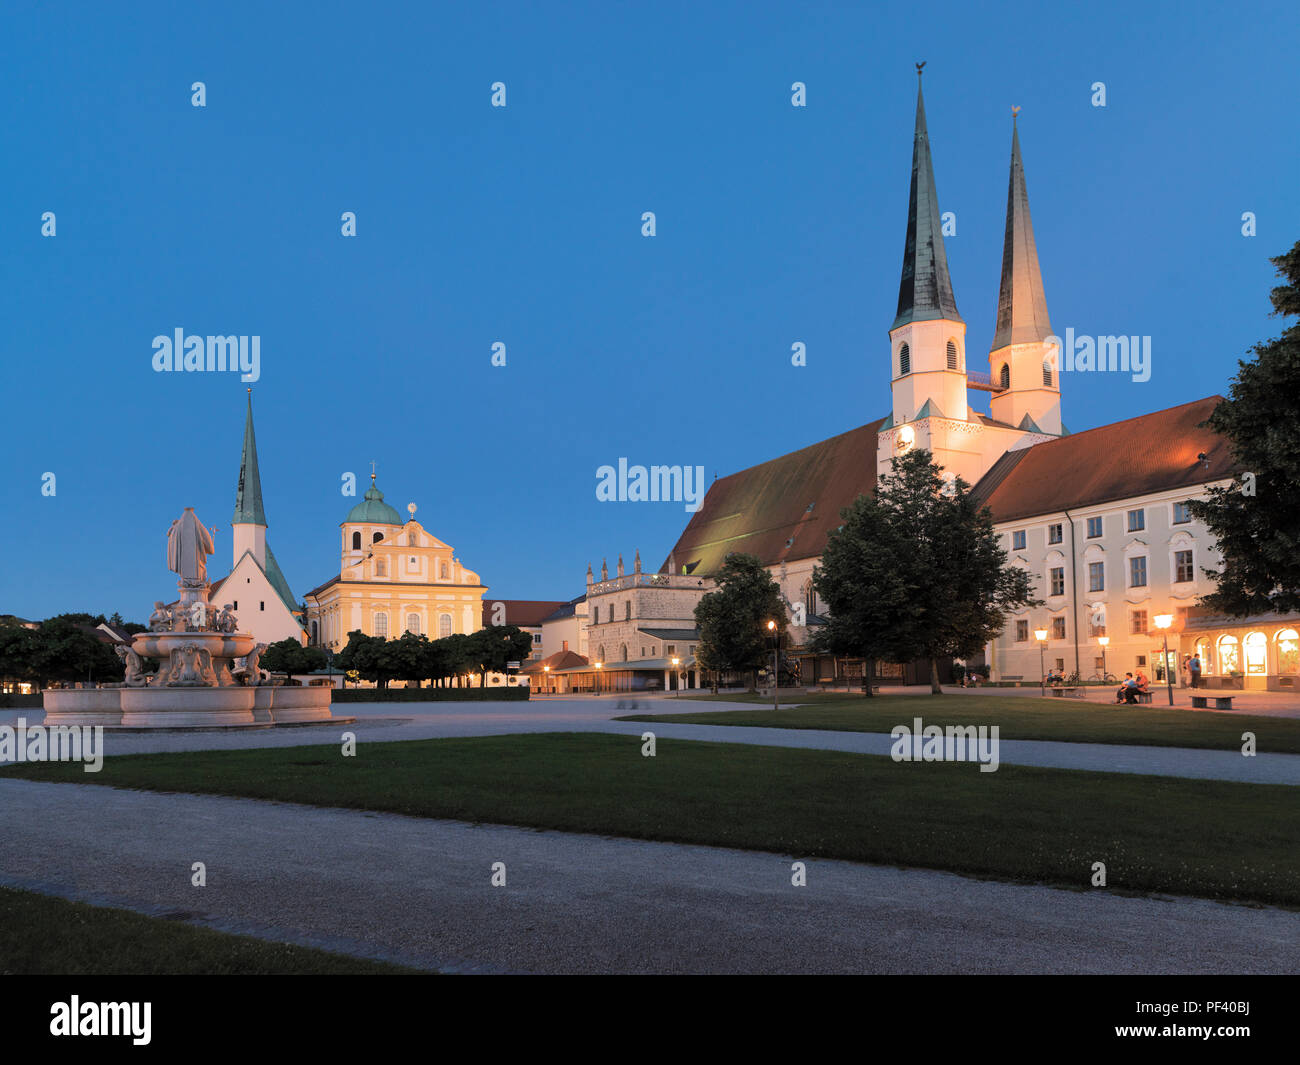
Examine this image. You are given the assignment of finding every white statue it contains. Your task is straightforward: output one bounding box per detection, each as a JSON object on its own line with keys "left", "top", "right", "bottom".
{"left": 148, "top": 601, "right": 172, "bottom": 632}
{"left": 243, "top": 642, "right": 267, "bottom": 686}
{"left": 167, "top": 508, "right": 215, "bottom": 587}
{"left": 215, "top": 603, "right": 238, "bottom": 633}
{"left": 115, "top": 644, "right": 149, "bottom": 687}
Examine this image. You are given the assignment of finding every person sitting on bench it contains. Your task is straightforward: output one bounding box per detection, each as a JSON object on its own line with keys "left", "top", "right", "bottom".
{"left": 1134, "top": 670, "right": 1151, "bottom": 697}
{"left": 1115, "top": 673, "right": 1139, "bottom": 704}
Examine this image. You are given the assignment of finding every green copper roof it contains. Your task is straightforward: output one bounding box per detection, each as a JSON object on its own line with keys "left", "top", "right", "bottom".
{"left": 232, "top": 392, "right": 267, "bottom": 527}
{"left": 992, "top": 118, "right": 1052, "bottom": 351}
{"left": 346, "top": 476, "right": 402, "bottom": 525}
{"left": 263, "top": 543, "right": 301, "bottom": 617}
{"left": 892, "top": 71, "right": 962, "bottom": 331}
{"left": 914, "top": 398, "right": 945, "bottom": 420}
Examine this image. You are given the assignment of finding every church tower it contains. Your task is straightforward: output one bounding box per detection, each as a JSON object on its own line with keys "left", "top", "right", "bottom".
{"left": 988, "top": 113, "right": 1062, "bottom": 436}
{"left": 879, "top": 67, "right": 986, "bottom": 485}
{"left": 231, "top": 389, "right": 268, "bottom": 569}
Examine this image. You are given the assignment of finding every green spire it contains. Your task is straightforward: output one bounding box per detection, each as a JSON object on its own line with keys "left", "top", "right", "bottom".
{"left": 233, "top": 390, "right": 267, "bottom": 527}
{"left": 893, "top": 66, "right": 962, "bottom": 330}
{"left": 992, "top": 114, "right": 1052, "bottom": 350}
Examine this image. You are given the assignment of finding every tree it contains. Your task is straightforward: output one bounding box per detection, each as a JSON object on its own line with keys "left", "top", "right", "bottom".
{"left": 0, "top": 621, "right": 41, "bottom": 688}
{"left": 335, "top": 630, "right": 390, "bottom": 688}
{"left": 465, "top": 625, "right": 534, "bottom": 686}
{"left": 693, "top": 553, "right": 788, "bottom": 691}
{"left": 814, "top": 449, "right": 1038, "bottom": 694}
{"left": 32, "top": 616, "right": 123, "bottom": 687}
{"left": 1188, "top": 241, "right": 1300, "bottom": 615}
{"left": 260, "top": 639, "right": 327, "bottom": 678}
{"left": 811, "top": 494, "right": 916, "bottom": 696}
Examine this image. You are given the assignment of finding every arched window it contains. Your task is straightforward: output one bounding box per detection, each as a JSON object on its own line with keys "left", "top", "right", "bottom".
{"left": 597, "top": 646, "right": 606, "bottom": 664}
{"left": 1042, "top": 358, "right": 1053, "bottom": 387}
{"left": 620, "top": 644, "right": 628, "bottom": 661}
{"left": 624, "top": 601, "right": 631, "bottom": 621}
{"left": 1276, "top": 629, "right": 1299, "bottom": 674}
{"left": 407, "top": 532, "right": 417, "bottom": 546}
{"left": 440, "top": 561, "right": 449, "bottom": 580}
{"left": 946, "top": 339, "right": 959, "bottom": 370}
{"left": 998, "top": 363, "right": 1010, "bottom": 389}
{"left": 438, "top": 613, "right": 452, "bottom": 638}
{"left": 351, "top": 531, "right": 361, "bottom": 550}
{"left": 899, "top": 343, "right": 910, "bottom": 376}
{"left": 310, "top": 621, "right": 318, "bottom": 642}
{"left": 1195, "top": 637, "right": 1213, "bottom": 675}
{"left": 804, "top": 581, "right": 815, "bottom": 618}
{"left": 406, "top": 613, "right": 421, "bottom": 635}
{"left": 1244, "top": 631, "right": 1267, "bottom": 675}
{"left": 374, "top": 612, "right": 388, "bottom": 638}
{"left": 373, "top": 531, "right": 383, "bottom": 544}
{"left": 1217, "top": 635, "right": 1239, "bottom": 674}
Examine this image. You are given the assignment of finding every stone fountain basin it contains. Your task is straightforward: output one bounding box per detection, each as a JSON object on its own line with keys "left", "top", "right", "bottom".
{"left": 131, "top": 631, "right": 256, "bottom": 661}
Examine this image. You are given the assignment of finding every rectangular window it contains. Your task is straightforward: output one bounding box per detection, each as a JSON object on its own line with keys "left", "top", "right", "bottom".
{"left": 1130, "top": 609, "right": 1148, "bottom": 635}
{"left": 1127, "top": 509, "right": 1145, "bottom": 532}
{"left": 1094, "top": 656, "right": 1105, "bottom": 671}
{"left": 1048, "top": 524, "right": 1063, "bottom": 545}
{"left": 1086, "top": 516, "right": 1103, "bottom": 539}
{"left": 1088, "top": 610, "right": 1106, "bottom": 638}
{"left": 1012, "top": 530, "right": 1026, "bottom": 550}
{"left": 1015, "top": 620, "right": 1028, "bottom": 642}
{"left": 1173, "top": 501, "right": 1191, "bottom": 524}
{"left": 1049, "top": 567, "right": 1065, "bottom": 596}
{"left": 1088, "top": 561, "right": 1105, "bottom": 592}
{"left": 532, "top": 633, "right": 542, "bottom": 643}
{"left": 1129, "top": 556, "right": 1148, "bottom": 587}
{"left": 1175, "top": 549, "right": 1194, "bottom": 583}
{"left": 1051, "top": 617, "right": 1066, "bottom": 640}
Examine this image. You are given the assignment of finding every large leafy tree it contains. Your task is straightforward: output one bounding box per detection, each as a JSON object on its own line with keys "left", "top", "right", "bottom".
{"left": 0, "top": 621, "right": 41, "bottom": 687}
{"left": 1188, "top": 241, "right": 1300, "bottom": 615}
{"left": 694, "top": 553, "right": 788, "bottom": 691}
{"left": 260, "top": 639, "right": 328, "bottom": 678}
{"left": 811, "top": 493, "right": 915, "bottom": 696}
{"left": 815, "top": 449, "right": 1038, "bottom": 694}
{"left": 465, "top": 625, "right": 534, "bottom": 686}
{"left": 32, "top": 616, "right": 123, "bottom": 687}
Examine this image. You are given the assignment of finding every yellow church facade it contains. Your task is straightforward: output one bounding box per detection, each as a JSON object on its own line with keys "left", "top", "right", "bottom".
{"left": 303, "top": 475, "right": 487, "bottom": 652}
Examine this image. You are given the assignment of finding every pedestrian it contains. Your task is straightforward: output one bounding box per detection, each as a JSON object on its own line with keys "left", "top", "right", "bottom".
{"left": 1188, "top": 654, "right": 1202, "bottom": 689}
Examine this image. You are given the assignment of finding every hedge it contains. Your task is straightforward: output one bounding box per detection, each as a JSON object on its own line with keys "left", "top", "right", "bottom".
{"left": 330, "top": 686, "right": 530, "bottom": 703}
{"left": 0, "top": 694, "right": 43, "bottom": 708}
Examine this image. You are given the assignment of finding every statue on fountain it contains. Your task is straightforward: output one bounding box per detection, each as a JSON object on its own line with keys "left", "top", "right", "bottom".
{"left": 148, "top": 602, "right": 173, "bottom": 632}
{"left": 115, "top": 643, "right": 150, "bottom": 687}
{"left": 167, "top": 508, "right": 215, "bottom": 588}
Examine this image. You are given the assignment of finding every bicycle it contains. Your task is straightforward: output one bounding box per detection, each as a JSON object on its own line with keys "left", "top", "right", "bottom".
{"left": 1088, "top": 671, "right": 1118, "bottom": 683}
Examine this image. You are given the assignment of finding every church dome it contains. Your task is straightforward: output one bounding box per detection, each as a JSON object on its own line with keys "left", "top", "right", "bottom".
{"left": 346, "top": 478, "right": 402, "bottom": 525}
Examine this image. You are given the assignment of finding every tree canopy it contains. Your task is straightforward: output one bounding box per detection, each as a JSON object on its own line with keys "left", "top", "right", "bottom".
{"left": 694, "top": 553, "right": 787, "bottom": 689}
{"left": 1188, "top": 241, "right": 1300, "bottom": 615}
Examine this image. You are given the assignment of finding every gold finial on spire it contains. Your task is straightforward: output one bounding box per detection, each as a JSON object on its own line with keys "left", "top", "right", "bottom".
{"left": 1012, "top": 105, "right": 1021, "bottom": 123}
{"left": 916, "top": 60, "right": 926, "bottom": 77}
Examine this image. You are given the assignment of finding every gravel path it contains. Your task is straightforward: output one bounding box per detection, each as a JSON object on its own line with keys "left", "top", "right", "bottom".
{"left": 3, "top": 778, "right": 1296, "bottom": 975}
{"left": 5, "top": 698, "right": 1297, "bottom": 784}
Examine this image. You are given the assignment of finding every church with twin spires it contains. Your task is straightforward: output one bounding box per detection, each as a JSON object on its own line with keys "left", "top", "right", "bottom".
{"left": 664, "top": 70, "right": 1279, "bottom": 690}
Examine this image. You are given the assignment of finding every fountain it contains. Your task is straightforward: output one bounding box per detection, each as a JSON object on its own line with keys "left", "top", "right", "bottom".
{"left": 43, "top": 508, "right": 336, "bottom": 728}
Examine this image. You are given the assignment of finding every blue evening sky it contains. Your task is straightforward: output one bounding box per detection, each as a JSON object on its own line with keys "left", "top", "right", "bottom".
{"left": 2, "top": 0, "right": 1296, "bottom": 622}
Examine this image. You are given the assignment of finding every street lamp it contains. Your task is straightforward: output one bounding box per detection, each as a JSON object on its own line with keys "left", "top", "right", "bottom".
{"left": 543, "top": 664, "right": 550, "bottom": 696}
{"left": 1097, "top": 635, "right": 1109, "bottom": 682}
{"left": 671, "top": 656, "right": 680, "bottom": 698}
{"left": 767, "top": 619, "right": 779, "bottom": 712}
{"left": 1153, "top": 614, "right": 1175, "bottom": 706}
{"left": 594, "top": 661, "right": 602, "bottom": 696}
{"left": 1034, "top": 628, "right": 1049, "bottom": 696}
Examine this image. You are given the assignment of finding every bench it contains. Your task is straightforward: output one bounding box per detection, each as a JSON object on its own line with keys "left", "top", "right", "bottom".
{"left": 1191, "top": 695, "right": 1235, "bottom": 711}
{"left": 1136, "top": 690, "right": 1152, "bottom": 705}
{"left": 1050, "top": 686, "right": 1083, "bottom": 698}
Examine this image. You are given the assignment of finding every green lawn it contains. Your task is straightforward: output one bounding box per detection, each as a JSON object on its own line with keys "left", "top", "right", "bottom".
{"left": 5, "top": 733, "right": 1299, "bottom": 906}
{"left": 631, "top": 693, "right": 1300, "bottom": 753}
{"left": 0, "top": 886, "right": 421, "bottom": 974}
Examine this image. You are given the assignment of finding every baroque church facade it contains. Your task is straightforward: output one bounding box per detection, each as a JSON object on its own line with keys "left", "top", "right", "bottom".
{"left": 663, "top": 73, "right": 1299, "bottom": 692}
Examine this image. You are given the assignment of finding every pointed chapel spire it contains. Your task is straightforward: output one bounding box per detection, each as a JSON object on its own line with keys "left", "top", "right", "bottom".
{"left": 991, "top": 112, "right": 1052, "bottom": 349}
{"left": 893, "top": 65, "right": 961, "bottom": 330}
{"left": 233, "top": 389, "right": 267, "bottom": 526}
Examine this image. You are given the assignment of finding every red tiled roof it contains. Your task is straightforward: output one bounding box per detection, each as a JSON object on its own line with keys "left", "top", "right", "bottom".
{"left": 972, "top": 396, "right": 1238, "bottom": 522}
{"left": 663, "top": 420, "right": 885, "bottom": 574}
{"left": 521, "top": 649, "right": 590, "bottom": 673}
{"left": 481, "top": 599, "right": 570, "bottom": 628}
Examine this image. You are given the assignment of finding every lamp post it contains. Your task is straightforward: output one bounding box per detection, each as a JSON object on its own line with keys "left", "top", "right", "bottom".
{"left": 594, "top": 661, "right": 602, "bottom": 696}
{"left": 1035, "top": 628, "right": 1049, "bottom": 696}
{"left": 767, "top": 619, "right": 779, "bottom": 712}
{"left": 1153, "top": 614, "right": 1175, "bottom": 706}
{"left": 671, "top": 656, "right": 680, "bottom": 698}
{"left": 1097, "top": 635, "right": 1109, "bottom": 682}
{"left": 543, "top": 664, "right": 550, "bottom": 696}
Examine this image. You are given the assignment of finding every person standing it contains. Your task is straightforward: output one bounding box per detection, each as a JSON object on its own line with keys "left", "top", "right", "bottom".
{"left": 1189, "top": 654, "right": 1202, "bottom": 689}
